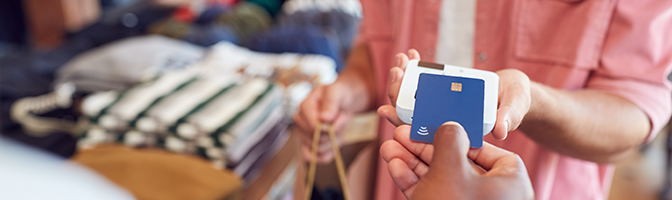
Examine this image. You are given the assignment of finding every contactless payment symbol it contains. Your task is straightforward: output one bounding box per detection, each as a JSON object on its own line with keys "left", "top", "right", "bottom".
{"left": 417, "top": 126, "right": 429, "bottom": 135}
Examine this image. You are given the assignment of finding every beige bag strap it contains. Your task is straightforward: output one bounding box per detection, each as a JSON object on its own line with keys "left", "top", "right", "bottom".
{"left": 305, "top": 123, "right": 351, "bottom": 200}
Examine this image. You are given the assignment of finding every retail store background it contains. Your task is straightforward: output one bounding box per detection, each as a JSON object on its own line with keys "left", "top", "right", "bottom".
{"left": 0, "top": 0, "right": 670, "bottom": 200}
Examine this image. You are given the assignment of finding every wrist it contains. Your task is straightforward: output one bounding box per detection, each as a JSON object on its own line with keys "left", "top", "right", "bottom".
{"left": 332, "top": 71, "right": 375, "bottom": 112}
{"left": 521, "top": 82, "right": 555, "bottom": 128}
{"left": 334, "top": 43, "right": 377, "bottom": 112}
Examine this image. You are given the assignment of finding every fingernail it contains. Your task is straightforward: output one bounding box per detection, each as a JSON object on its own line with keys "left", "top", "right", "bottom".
{"left": 442, "top": 121, "right": 460, "bottom": 126}
{"left": 390, "top": 69, "right": 397, "bottom": 83}
{"left": 395, "top": 54, "right": 401, "bottom": 66}
{"left": 504, "top": 120, "right": 509, "bottom": 132}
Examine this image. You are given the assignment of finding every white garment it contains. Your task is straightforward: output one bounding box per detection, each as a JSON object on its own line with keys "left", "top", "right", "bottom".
{"left": 55, "top": 35, "right": 205, "bottom": 92}
{"left": 434, "top": 0, "right": 476, "bottom": 68}
{"left": 0, "top": 138, "right": 135, "bottom": 200}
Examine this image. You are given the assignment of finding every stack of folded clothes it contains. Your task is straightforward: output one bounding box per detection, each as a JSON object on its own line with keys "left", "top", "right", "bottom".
{"left": 48, "top": 41, "right": 335, "bottom": 182}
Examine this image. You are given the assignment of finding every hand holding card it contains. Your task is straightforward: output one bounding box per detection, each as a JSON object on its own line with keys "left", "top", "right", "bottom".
{"left": 410, "top": 73, "right": 485, "bottom": 147}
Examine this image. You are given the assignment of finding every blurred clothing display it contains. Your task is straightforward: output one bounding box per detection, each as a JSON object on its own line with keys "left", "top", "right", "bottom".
{"left": 149, "top": 19, "right": 239, "bottom": 46}
{"left": 248, "top": 26, "right": 343, "bottom": 71}
{"left": 150, "top": 2, "right": 274, "bottom": 46}
{"left": 5, "top": 42, "right": 336, "bottom": 183}
{"left": 1, "top": 5, "right": 174, "bottom": 157}
{"left": 0, "top": 0, "right": 27, "bottom": 45}
{"left": 231, "top": 118, "right": 289, "bottom": 183}
{"left": 216, "top": 2, "right": 272, "bottom": 44}
{"left": 181, "top": 23, "right": 239, "bottom": 46}
{"left": 72, "top": 145, "right": 243, "bottom": 200}
{"left": 246, "top": 0, "right": 284, "bottom": 18}
{"left": 78, "top": 77, "right": 285, "bottom": 170}
{"left": 0, "top": 137, "right": 135, "bottom": 200}
{"left": 194, "top": 6, "right": 229, "bottom": 24}
{"left": 280, "top": 0, "right": 362, "bottom": 18}
{"left": 248, "top": 0, "right": 362, "bottom": 72}
{"left": 55, "top": 35, "right": 205, "bottom": 93}
{"left": 6, "top": 38, "right": 336, "bottom": 199}
{"left": 1, "top": 39, "right": 92, "bottom": 158}
{"left": 277, "top": 9, "right": 360, "bottom": 54}
{"left": 1, "top": 4, "right": 174, "bottom": 109}
{"left": 60, "top": 0, "right": 102, "bottom": 32}
{"left": 75, "top": 42, "right": 334, "bottom": 161}
{"left": 2, "top": 1, "right": 361, "bottom": 198}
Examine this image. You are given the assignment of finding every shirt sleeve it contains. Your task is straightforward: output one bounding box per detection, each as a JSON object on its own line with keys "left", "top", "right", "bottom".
{"left": 586, "top": 0, "right": 672, "bottom": 143}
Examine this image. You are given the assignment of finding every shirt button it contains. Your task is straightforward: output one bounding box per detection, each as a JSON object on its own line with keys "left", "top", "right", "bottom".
{"left": 478, "top": 51, "right": 488, "bottom": 62}
{"left": 425, "top": 48, "right": 434, "bottom": 58}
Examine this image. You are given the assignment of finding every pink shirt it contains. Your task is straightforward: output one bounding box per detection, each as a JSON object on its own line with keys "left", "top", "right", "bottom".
{"left": 358, "top": 0, "right": 672, "bottom": 200}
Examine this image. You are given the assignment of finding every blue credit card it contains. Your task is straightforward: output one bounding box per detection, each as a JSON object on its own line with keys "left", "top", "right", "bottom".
{"left": 410, "top": 73, "right": 484, "bottom": 148}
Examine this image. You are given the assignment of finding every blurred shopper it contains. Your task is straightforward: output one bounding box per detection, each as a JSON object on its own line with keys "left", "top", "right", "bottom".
{"left": 293, "top": 0, "right": 672, "bottom": 199}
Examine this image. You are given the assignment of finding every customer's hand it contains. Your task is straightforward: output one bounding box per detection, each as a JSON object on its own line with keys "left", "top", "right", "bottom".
{"left": 380, "top": 122, "right": 534, "bottom": 200}
{"left": 293, "top": 83, "right": 353, "bottom": 163}
{"left": 377, "top": 49, "right": 531, "bottom": 139}
{"left": 294, "top": 43, "right": 376, "bottom": 164}
{"left": 294, "top": 64, "right": 378, "bottom": 163}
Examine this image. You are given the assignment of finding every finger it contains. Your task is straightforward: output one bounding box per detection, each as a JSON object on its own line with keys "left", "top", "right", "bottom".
{"left": 319, "top": 84, "right": 343, "bottom": 123}
{"left": 315, "top": 117, "right": 348, "bottom": 164}
{"left": 395, "top": 53, "right": 410, "bottom": 71}
{"left": 377, "top": 105, "right": 406, "bottom": 126}
{"left": 492, "top": 105, "right": 522, "bottom": 140}
{"left": 302, "top": 145, "right": 314, "bottom": 162}
{"left": 388, "top": 158, "right": 419, "bottom": 199}
{"left": 293, "top": 112, "right": 307, "bottom": 131}
{"left": 380, "top": 140, "right": 430, "bottom": 177}
{"left": 492, "top": 69, "right": 531, "bottom": 140}
{"left": 491, "top": 106, "right": 510, "bottom": 140}
{"left": 304, "top": 144, "right": 332, "bottom": 165}
{"left": 430, "top": 122, "right": 472, "bottom": 174}
{"left": 408, "top": 49, "right": 421, "bottom": 60}
{"left": 482, "top": 154, "right": 533, "bottom": 200}
{"left": 498, "top": 95, "right": 527, "bottom": 133}
{"left": 485, "top": 154, "right": 527, "bottom": 177}
{"left": 333, "top": 113, "right": 351, "bottom": 136}
{"left": 294, "top": 113, "right": 313, "bottom": 138}
{"left": 388, "top": 67, "right": 405, "bottom": 106}
{"left": 316, "top": 150, "right": 335, "bottom": 164}
{"left": 295, "top": 117, "right": 316, "bottom": 150}
{"left": 466, "top": 142, "right": 514, "bottom": 171}
{"left": 299, "top": 87, "right": 323, "bottom": 133}
{"left": 294, "top": 105, "right": 313, "bottom": 136}
{"left": 299, "top": 130, "right": 314, "bottom": 149}
{"left": 297, "top": 113, "right": 324, "bottom": 151}
{"left": 293, "top": 114, "right": 308, "bottom": 134}
{"left": 392, "top": 125, "right": 435, "bottom": 164}
{"left": 318, "top": 134, "right": 333, "bottom": 153}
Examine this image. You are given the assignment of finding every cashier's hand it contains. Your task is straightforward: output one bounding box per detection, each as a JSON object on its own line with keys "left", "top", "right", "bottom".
{"left": 377, "top": 49, "right": 531, "bottom": 140}
{"left": 380, "top": 122, "right": 534, "bottom": 200}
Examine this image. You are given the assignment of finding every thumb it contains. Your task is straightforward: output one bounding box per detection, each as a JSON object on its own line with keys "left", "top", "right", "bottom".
{"left": 319, "top": 85, "right": 343, "bottom": 123}
{"left": 429, "top": 122, "right": 472, "bottom": 175}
